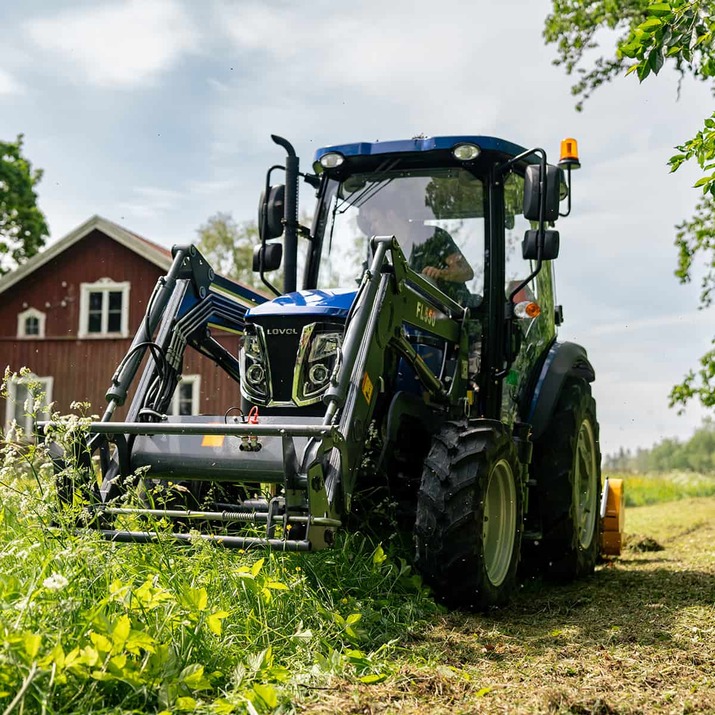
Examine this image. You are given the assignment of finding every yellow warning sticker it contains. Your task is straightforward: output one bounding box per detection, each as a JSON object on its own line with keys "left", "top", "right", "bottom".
{"left": 361, "top": 372, "right": 374, "bottom": 404}
{"left": 201, "top": 434, "right": 225, "bottom": 447}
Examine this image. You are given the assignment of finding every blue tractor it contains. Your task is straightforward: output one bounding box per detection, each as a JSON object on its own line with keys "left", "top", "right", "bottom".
{"left": 47, "top": 134, "right": 617, "bottom": 610}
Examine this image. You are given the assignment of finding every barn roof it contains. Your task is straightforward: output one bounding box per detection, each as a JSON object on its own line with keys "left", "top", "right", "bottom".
{"left": 0, "top": 215, "right": 173, "bottom": 296}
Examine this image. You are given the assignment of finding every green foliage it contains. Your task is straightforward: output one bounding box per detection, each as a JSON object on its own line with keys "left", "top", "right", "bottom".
{"left": 0, "top": 134, "right": 49, "bottom": 275}
{"left": 545, "top": 0, "right": 715, "bottom": 409}
{"left": 196, "top": 212, "right": 268, "bottom": 292}
{"left": 613, "top": 470, "right": 715, "bottom": 506}
{"left": 544, "top": 0, "right": 652, "bottom": 110}
{"left": 604, "top": 417, "right": 715, "bottom": 473}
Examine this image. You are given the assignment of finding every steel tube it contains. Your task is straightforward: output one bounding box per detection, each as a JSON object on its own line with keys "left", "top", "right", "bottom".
{"left": 101, "top": 507, "right": 342, "bottom": 528}
{"left": 97, "top": 529, "right": 312, "bottom": 550}
{"left": 39, "top": 421, "right": 335, "bottom": 438}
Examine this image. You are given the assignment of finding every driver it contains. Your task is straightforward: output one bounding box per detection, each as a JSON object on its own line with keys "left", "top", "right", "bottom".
{"left": 355, "top": 181, "right": 474, "bottom": 304}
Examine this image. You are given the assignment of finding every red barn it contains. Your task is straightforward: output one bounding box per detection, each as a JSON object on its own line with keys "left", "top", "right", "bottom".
{"left": 0, "top": 215, "right": 249, "bottom": 433}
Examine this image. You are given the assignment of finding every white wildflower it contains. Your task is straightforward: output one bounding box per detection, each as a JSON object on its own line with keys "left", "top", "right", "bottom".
{"left": 43, "top": 573, "right": 69, "bottom": 591}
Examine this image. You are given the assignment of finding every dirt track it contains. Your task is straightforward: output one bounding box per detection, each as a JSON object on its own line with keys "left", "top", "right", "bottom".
{"left": 302, "top": 498, "right": 715, "bottom": 714}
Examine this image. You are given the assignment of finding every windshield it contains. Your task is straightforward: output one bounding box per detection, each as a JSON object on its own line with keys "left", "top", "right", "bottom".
{"left": 316, "top": 168, "right": 485, "bottom": 304}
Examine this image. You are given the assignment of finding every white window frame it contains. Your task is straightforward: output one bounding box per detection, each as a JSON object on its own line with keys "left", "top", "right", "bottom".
{"left": 17, "top": 307, "right": 46, "bottom": 338}
{"left": 78, "top": 278, "right": 130, "bottom": 338}
{"left": 169, "top": 374, "right": 201, "bottom": 416}
{"left": 4, "top": 374, "right": 54, "bottom": 436}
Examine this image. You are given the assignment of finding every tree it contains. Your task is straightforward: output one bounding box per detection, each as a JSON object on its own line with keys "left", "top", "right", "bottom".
{"left": 0, "top": 134, "right": 49, "bottom": 275}
{"left": 196, "top": 212, "right": 268, "bottom": 292}
{"left": 544, "top": 0, "right": 715, "bottom": 409}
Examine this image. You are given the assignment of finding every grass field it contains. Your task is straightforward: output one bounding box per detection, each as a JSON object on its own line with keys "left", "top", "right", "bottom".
{"left": 1, "top": 456, "right": 713, "bottom": 714}
{"left": 610, "top": 470, "right": 715, "bottom": 507}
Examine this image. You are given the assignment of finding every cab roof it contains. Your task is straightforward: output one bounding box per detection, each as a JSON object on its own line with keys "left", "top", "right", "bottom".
{"left": 314, "top": 135, "right": 529, "bottom": 164}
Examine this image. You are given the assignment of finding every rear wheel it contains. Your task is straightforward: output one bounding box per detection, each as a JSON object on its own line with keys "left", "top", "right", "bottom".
{"left": 414, "top": 420, "right": 523, "bottom": 610}
{"left": 530, "top": 378, "right": 602, "bottom": 579}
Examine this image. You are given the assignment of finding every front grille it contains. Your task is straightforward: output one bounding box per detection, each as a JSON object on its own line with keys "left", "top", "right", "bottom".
{"left": 250, "top": 316, "right": 307, "bottom": 403}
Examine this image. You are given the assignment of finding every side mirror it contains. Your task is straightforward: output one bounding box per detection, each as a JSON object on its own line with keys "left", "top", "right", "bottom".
{"left": 522, "top": 229, "right": 560, "bottom": 261}
{"left": 523, "top": 164, "right": 562, "bottom": 222}
{"left": 253, "top": 242, "right": 283, "bottom": 272}
{"left": 258, "top": 184, "right": 285, "bottom": 240}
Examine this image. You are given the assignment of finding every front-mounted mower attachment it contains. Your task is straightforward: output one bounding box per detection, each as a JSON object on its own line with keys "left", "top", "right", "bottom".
{"left": 44, "top": 417, "right": 345, "bottom": 551}
{"left": 41, "top": 234, "right": 468, "bottom": 553}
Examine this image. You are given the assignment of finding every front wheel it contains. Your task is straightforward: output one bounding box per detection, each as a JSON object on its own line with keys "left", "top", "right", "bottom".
{"left": 414, "top": 420, "right": 523, "bottom": 610}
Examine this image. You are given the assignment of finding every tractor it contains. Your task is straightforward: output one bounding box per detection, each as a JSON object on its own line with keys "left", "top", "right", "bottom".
{"left": 44, "top": 133, "right": 623, "bottom": 610}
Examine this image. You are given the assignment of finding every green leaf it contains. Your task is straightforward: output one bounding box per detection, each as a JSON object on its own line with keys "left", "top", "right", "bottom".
{"left": 693, "top": 175, "right": 714, "bottom": 189}
{"left": 207, "top": 610, "right": 229, "bottom": 636}
{"left": 637, "top": 60, "right": 652, "bottom": 82}
{"left": 175, "top": 696, "right": 197, "bottom": 711}
{"left": 372, "top": 544, "right": 387, "bottom": 565}
{"left": 359, "top": 673, "right": 387, "bottom": 684}
{"left": 210, "top": 699, "right": 236, "bottom": 715}
{"left": 648, "top": 48, "right": 665, "bottom": 75}
{"left": 23, "top": 632, "right": 42, "bottom": 659}
{"left": 108, "top": 654, "right": 127, "bottom": 674}
{"left": 264, "top": 580, "right": 289, "bottom": 590}
{"left": 185, "top": 587, "right": 208, "bottom": 612}
{"left": 89, "top": 632, "right": 112, "bottom": 654}
{"left": 640, "top": 17, "right": 663, "bottom": 32}
{"left": 125, "top": 629, "right": 156, "bottom": 655}
{"left": 211, "top": 698, "right": 236, "bottom": 715}
{"left": 648, "top": 3, "right": 672, "bottom": 16}
{"left": 111, "top": 615, "right": 131, "bottom": 649}
{"left": 251, "top": 558, "right": 265, "bottom": 577}
{"left": 252, "top": 683, "right": 279, "bottom": 709}
{"left": 619, "top": 42, "right": 640, "bottom": 59}
{"left": 180, "top": 663, "right": 212, "bottom": 691}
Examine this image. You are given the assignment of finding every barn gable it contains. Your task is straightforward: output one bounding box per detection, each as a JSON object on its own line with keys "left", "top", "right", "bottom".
{"left": 0, "top": 216, "right": 243, "bottom": 430}
{"left": 0, "top": 214, "right": 172, "bottom": 298}
{"left": 0, "top": 219, "right": 172, "bottom": 339}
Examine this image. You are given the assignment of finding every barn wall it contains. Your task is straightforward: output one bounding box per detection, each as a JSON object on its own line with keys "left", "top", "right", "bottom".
{"left": 0, "top": 230, "right": 162, "bottom": 338}
{"left": 0, "top": 228, "right": 246, "bottom": 425}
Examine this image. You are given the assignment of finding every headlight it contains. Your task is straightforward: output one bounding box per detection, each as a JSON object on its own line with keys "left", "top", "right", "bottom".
{"left": 240, "top": 328, "right": 270, "bottom": 404}
{"left": 294, "top": 325, "right": 343, "bottom": 405}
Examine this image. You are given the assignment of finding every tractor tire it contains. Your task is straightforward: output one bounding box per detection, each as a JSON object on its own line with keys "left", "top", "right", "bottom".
{"left": 414, "top": 420, "right": 523, "bottom": 610}
{"left": 529, "top": 378, "right": 602, "bottom": 579}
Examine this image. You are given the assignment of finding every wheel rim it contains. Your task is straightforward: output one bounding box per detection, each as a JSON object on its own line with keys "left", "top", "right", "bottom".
{"left": 575, "top": 418, "right": 598, "bottom": 549}
{"left": 482, "top": 458, "right": 517, "bottom": 587}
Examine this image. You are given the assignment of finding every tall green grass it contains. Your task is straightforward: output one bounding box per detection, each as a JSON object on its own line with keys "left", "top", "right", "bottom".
{"left": 608, "top": 470, "right": 715, "bottom": 507}
{"left": 0, "top": 441, "right": 440, "bottom": 714}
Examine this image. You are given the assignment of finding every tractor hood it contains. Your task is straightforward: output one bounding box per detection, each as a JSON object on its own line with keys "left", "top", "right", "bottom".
{"left": 246, "top": 288, "right": 357, "bottom": 319}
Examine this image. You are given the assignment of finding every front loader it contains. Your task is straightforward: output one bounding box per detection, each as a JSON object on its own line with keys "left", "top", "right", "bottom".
{"left": 44, "top": 134, "right": 623, "bottom": 609}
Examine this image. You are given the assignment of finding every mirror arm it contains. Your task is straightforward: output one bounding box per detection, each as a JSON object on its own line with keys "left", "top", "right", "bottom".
{"left": 497, "top": 148, "right": 548, "bottom": 309}
{"left": 559, "top": 164, "right": 573, "bottom": 218}
{"left": 259, "top": 164, "right": 285, "bottom": 297}
{"left": 271, "top": 135, "right": 299, "bottom": 294}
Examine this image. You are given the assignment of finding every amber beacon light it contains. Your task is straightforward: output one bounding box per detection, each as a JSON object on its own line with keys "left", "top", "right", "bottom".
{"left": 558, "top": 137, "right": 581, "bottom": 170}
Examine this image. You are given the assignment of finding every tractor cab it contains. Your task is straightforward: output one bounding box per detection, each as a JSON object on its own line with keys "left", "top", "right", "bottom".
{"left": 254, "top": 135, "right": 570, "bottom": 421}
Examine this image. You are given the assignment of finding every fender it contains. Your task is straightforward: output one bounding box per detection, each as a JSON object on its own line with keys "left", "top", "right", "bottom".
{"left": 525, "top": 341, "right": 595, "bottom": 441}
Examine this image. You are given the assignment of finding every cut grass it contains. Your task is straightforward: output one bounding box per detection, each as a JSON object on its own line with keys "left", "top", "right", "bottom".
{"left": 302, "top": 497, "right": 715, "bottom": 714}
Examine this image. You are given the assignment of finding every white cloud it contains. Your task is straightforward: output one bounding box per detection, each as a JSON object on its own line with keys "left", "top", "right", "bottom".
{"left": 118, "top": 185, "right": 185, "bottom": 219}
{"left": 25, "top": 0, "right": 197, "bottom": 88}
{"left": 0, "top": 68, "right": 23, "bottom": 95}
{"left": 215, "top": 0, "right": 502, "bottom": 122}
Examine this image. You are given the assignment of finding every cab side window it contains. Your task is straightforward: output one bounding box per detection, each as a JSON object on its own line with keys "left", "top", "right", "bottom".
{"left": 503, "top": 172, "right": 537, "bottom": 301}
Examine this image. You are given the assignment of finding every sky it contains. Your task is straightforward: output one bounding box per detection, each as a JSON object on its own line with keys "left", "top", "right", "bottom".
{"left": 1, "top": 0, "right": 713, "bottom": 456}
